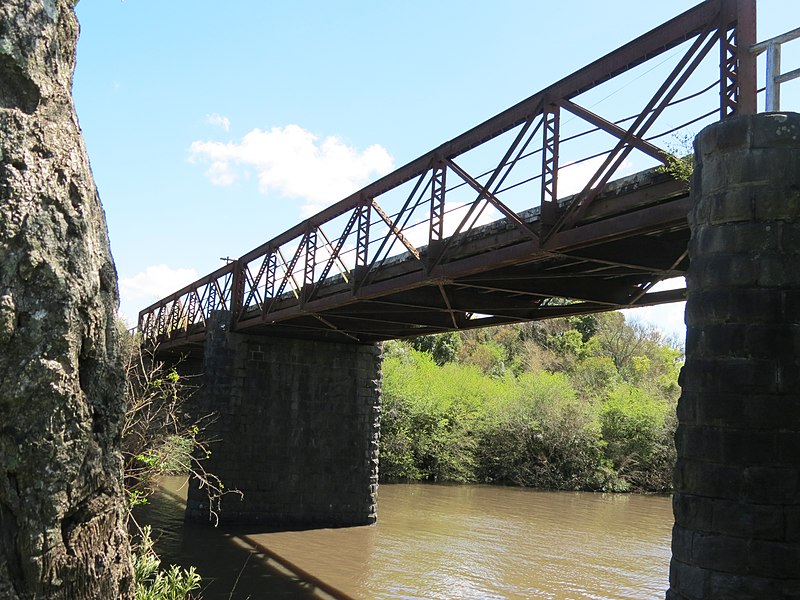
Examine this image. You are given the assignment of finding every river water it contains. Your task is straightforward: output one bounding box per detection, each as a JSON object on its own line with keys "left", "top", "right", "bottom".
{"left": 137, "top": 477, "right": 672, "bottom": 599}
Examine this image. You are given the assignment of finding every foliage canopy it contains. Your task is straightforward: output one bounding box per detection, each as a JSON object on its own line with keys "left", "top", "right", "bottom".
{"left": 380, "top": 312, "right": 681, "bottom": 492}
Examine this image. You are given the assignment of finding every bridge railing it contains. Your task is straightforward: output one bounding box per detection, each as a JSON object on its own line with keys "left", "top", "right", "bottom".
{"left": 750, "top": 26, "right": 800, "bottom": 111}
{"left": 139, "top": 0, "right": 756, "bottom": 344}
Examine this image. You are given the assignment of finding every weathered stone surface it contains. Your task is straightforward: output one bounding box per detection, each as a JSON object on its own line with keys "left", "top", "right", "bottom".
{"left": 184, "top": 312, "right": 382, "bottom": 526}
{"left": 668, "top": 113, "right": 800, "bottom": 599}
{"left": 0, "top": 2, "right": 133, "bottom": 598}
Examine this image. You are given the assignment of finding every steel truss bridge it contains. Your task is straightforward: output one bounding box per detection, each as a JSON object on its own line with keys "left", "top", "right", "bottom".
{"left": 140, "top": 0, "right": 758, "bottom": 349}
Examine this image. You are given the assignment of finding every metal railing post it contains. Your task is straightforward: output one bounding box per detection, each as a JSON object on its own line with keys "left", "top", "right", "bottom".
{"left": 751, "top": 26, "right": 800, "bottom": 112}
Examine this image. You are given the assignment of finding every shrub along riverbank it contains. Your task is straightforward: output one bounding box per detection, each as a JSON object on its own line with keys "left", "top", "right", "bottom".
{"left": 378, "top": 312, "right": 681, "bottom": 493}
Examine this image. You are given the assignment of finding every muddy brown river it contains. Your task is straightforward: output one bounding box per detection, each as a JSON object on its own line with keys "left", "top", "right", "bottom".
{"left": 137, "top": 477, "right": 672, "bottom": 599}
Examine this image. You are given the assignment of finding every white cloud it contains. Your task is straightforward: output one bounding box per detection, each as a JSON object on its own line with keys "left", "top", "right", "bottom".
{"left": 118, "top": 264, "right": 199, "bottom": 325}
{"left": 188, "top": 124, "right": 394, "bottom": 214}
{"left": 205, "top": 113, "right": 231, "bottom": 132}
{"left": 204, "top": 161, "right": 237, "bottom": 186}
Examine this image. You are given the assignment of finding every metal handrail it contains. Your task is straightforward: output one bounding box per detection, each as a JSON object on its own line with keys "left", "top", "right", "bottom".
{"left": 751, "top": 26, "right": 800, "bottom": 111}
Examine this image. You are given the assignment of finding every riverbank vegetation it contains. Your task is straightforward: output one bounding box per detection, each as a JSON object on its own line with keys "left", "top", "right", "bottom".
{"left": 120, "top": 329, "right": 208, "bottom": 599}
{"left": 379, "top": 312, "right": 681, "bottom": 492}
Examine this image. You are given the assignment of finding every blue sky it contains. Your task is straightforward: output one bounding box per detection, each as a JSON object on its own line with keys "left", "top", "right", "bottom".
{"left": 72, "top": 1, "right": 799, "bottom": 338}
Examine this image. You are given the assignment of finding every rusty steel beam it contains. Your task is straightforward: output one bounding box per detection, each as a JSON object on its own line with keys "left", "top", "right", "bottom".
{"left": 317, "top": 225, "right": 350, "bottom": 283}
{"left": 360, "top": 170, "right": 429, "bottom": 286}
{"left": 316, "top": 310, "right": 459, "bottom": 332}
{"left": 557, "top": 99, "right": 671, "bottom": 164}
{"left": 272, "top": 244, "right": 304, "bottom": 305}
{"left": 331, "top": 299, "right": 454, "bottom": 316}
{"left": 371, "top": 200, "right": 420, "bottom": 260}
{"left": 241, "top": 254, "right": 268, "bottom": 312}
{"left": 310, "top": 314, "right": 361, "bottom": 342}
{"left": 437, "top": 283, "right": 461, "bottom": 329}
{"left": 202, "top": 286, "right": 688, "bottom": 345}
{"left": 444, "top": 158, "right": 539, "bottom": 241}
{"left": 453, "top": 280, "right": 638, "bottom": 307}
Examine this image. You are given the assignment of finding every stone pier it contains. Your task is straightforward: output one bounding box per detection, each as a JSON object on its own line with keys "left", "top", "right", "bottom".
{"left": 185, "top": 312, "right": 381, "bottom": 526}
{"left": 668, "top": 113, "right": 800, "bottom": 598}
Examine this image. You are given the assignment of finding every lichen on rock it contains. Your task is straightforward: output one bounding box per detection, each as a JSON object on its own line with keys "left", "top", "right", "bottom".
{"left": 0, "top": 294, "right": 15, "bottom": 343}
{"left": 0, "top": 1, "right": 133, "bottom": 598}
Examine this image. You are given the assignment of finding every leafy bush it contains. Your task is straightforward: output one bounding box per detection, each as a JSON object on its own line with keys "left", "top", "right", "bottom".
{"left": 600, "top": 385, "right": 676, "bottom": 491}
{"left": 381, "top": 349, "right": 501, "bottom": 482}
{"left": 569, "top": 355, "right": 619, "bottom": 399}
{"left": 133, "top": 526, "right": 201, "bottom": 600}
{"left": 477, "top": 372, "right": 608, "bottom": 490}
{"left": 121, "top": 328, "right": 242, "bottom": 598}
{"left": 378, "top": 313, "right": 681, "bottom": 493}
{"left": 408, "top": 332, "right": 462, "bottom": 365}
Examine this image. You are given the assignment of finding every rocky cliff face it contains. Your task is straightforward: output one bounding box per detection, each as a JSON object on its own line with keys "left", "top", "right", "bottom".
{"left": 0, "top": 1, "right": 133, "bottom": 597}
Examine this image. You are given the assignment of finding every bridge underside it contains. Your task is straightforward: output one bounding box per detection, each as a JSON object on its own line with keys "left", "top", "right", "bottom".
{"left": 162, "top": 168, "right": 689, "bottom": 352}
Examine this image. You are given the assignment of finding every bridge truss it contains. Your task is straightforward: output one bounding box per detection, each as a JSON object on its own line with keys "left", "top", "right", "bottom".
{"left": 140, "top": 0, "right": 756, "bottom": 348}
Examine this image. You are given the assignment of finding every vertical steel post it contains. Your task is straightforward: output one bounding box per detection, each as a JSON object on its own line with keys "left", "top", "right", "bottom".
{"left": 230, "top": 260, "right": 244, "bottom": 324}
{"left": 265, "top": 252, "right": 277, "bottom": 298}
{"left": 155, "top": 305, "right": 166, "bottom": 338}
{"left": 206, "top": 284, "right": 216, "bottom": 319}
{"left": 168, "top": 299, "right": 181, "bottom": 333}
{"left": 723, "top": 0, "right": 757, "bottom": 117}
{"left": 352, "top": 202, "right": 371, "bottom": 292}
{"left": 429, "top": 163, "right": 446, "bottom": 245}
{"left": 721, "top": 27, "right": 737, "bottom": 118}
{"left": 302, "top": 227, "right": 317, "bottom": 305}
{"left": 540, "top": 104, "right": 560, "bottom": 228}
{"left": 187, "top": 292, "right": 198, "bottom": 327}
{"left": 355, "top": 202, "right": 370, "bottom": 270}
{"left": 765, "top": 42, "right": 782, "bottom": 111}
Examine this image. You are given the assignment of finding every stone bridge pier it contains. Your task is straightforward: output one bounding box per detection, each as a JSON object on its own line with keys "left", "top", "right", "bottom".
{"left": 183, "top": 312, "right": 381, "bottom": 527}
{"left": 668, "top": 112, "right": 800, "bottom": 598}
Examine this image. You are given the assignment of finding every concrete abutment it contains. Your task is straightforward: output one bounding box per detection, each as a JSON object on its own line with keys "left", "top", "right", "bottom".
{"left": 668, "top": 112, "right": 800, "bottom": 599}
{"left": 184, "top": 312, "right": 381, "bottom": 527}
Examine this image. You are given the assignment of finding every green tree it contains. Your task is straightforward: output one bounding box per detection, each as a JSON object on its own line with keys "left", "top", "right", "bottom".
{"left": 477, "top": 372, "right": 608, "bottom": 490}
{"left": 408, "top": 331, "right": 462, "bottom": 365}
{"left": 378, "top": 313, "right": 681, "bottom": 494}
{"left": 600, "top": 385, "right": 676, "bottom": 491}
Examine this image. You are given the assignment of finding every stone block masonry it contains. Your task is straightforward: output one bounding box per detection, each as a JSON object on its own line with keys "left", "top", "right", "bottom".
{"left": 185, "top": 311, "right": 381, "bottom": 526}
{"left": 668, "top": 113, "right": 800, "bottom": 599}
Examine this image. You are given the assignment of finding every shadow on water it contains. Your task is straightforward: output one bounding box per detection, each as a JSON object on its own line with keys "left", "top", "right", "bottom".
{"left": 134, "top": 478, "right": 356, "bottom": 600}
